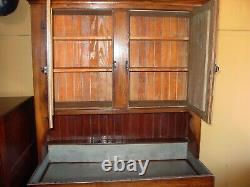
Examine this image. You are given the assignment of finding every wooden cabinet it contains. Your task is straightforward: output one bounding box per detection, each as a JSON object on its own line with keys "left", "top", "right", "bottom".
{"left": 49, "top": 3, "right": 217, "bottom": 121}
{"left": 27, "top": 0, "right": 218, "bottom": 186}
{"left": 0, "top": 97, "right": 37, "bottom": 187}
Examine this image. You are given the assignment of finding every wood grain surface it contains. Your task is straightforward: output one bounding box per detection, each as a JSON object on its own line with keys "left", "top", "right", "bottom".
{"left": 48, "top": 112, "right": 190, "bottom": 143}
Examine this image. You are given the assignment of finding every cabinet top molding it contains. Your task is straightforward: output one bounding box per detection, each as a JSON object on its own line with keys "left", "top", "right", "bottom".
{"left": 27, "top": 0, "right": 209, "bottom": 9}
{"left": 27, "top": 0, "right": 210, "bottom": 11}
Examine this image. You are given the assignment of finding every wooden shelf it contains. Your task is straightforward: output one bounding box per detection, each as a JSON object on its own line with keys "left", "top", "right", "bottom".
{"left": 129, "top": 67, "right": 188, "bottom": 72}
{"left": 53, "top": 9, "right": 112, "bottom": 16}
{"left": 53, "top": 67, "right": 112, "bottom": 73}
{"left": 53, "top": 36, "right": 112, "bottom": 41}
{"left": 130, "top": 10, "right": 191, "bottom": 17}
{"left": 130, "top": 36, "right": 189, "bottom": 41}
{"left": 55, "top": 101, "right": 112, "bottom": 115}
{"left": 129, "top": 100, "right": 187, "bottom": 108}
{"left": 55, "top": 107, "right": 188, "bottom": 115}
{"left": 55, "top": 101, "right": 112, "bottom": 110}
{"left": 47, "top": 138, "right": 188, "bottom": 145}
{"left": 54, "top": 101, "right": 188, "bottom": 115}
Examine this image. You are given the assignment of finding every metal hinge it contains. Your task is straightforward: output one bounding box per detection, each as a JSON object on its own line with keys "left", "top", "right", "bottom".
{"left": 214, "top": 64, "right": 220, "bottom": 73}
{"left": 126, "top": 60, "right": 129, "bottom": 71}
{"left": 41, "top": 21, "right": 46, "bottom": 30}
{"left": 41, "top": 66, "right": 48, "bottom": 74}
{"left": 113, "top": 61, "right": 117, "bottom": 69}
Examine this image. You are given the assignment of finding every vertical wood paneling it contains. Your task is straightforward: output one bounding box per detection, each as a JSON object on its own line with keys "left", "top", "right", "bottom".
{"left": 129, "top": 15, "right": 189, "bottom": 102}
{"left": 49, "top": 113, "right": 190, "bottom": 143}
{"left": 154, "top": 41, "right": 162, "bottom": 100}
{"left": 130, "top": 16, "right": 189, "bottom": 38}
{"left": 177, "top": 72, "right": 187, "bottom": 100}
{"left": 54, "top": 41, "right": 113, "bottom": 68}
{"left": 52, "top": 13, "right": 113, "bottom": 103}
{"left": 130, "top": 41, "right": 188, "bottom": 67}
{"left": 54, "top": 72, "right": 112, "bottom": 102}
{"left": 169, "top": 72, "right": 177, "bottom": 100}
{"left": 53, "top": 14, "right": 113, "bottom": 37}
{"left": 130, "top": 72, "right": 187, "bottom": 101}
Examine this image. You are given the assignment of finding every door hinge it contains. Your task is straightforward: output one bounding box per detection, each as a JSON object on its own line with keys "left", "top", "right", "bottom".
{"left": 113, "top": 61, "right": 117, "bottom": 69}
{"left": 125, "top": 60, "right": 129, "bottom": 71}
{"left": 214, "top": 64, "right": 220, "bottom": 73}
{"left": 41, "top": 21, "right": 46, "bottom": 30}
{"left": 41, "top": 66, "right": 48, "bottom": 74}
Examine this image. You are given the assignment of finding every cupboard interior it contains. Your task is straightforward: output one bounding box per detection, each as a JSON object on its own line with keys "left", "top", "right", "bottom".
{"left": 129, "top": 12, "right": 189, "bottom": 103}
{"left": 53, "top": 10, "right": 113, "bottom": 105}
{"left": 52, "top": 10, "right": 192, "bottom": 111}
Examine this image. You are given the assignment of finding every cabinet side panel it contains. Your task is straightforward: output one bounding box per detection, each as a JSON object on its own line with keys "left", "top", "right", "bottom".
{"left": 0, "top": 118, "right": 9, "bottom": 186}
{"left": 30, "top": 4, "right": 49, "bottom": 161}
{"left": 188, "top": 112, "right": 201, "bottom": 158}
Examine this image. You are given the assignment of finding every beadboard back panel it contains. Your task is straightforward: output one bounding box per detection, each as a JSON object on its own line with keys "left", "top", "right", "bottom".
{"left": 53, "top": 11, "right": 113, "bottom": 103}
{"left": 129, "top": 15, "right": 189, "bottom": 102}
{"left": 48, "top": 112, "right": 191, "bottom": 143}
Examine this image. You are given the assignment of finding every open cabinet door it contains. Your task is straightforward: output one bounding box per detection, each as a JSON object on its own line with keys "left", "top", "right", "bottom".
{"left": 47, "top": 0, "right": 54, "bottom": 128}
{"left": 187, "top": 0, "right": 218, "bottom": 124}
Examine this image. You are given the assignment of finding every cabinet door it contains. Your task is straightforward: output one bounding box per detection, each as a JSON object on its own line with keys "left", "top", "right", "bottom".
{"left": 187, "top": 0, "right": 218, "bottom": 123}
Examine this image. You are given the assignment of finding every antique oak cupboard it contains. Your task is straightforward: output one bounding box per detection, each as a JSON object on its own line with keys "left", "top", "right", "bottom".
{"left": 27, "top": 0, "right": 218, "bottom": 186}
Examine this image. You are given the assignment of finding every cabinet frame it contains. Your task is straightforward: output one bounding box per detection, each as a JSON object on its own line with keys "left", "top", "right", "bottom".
{"left": 28, "top": 0, "right": 218, "bottom": 166}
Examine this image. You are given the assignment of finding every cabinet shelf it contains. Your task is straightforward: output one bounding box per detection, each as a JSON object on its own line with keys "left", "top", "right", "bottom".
{"left": 54, "top": 101, "right": 188, "bottom": 115}
{"left": 53, "top": 67, "right": 112, "bottom": 73}
{"left": 129, "top": 67, "right": 188, "bottom": 72}
{"left": 47, "top": 138, "right": 188, "bottom": 145}
{"left": 129, "top": 100, "right": 186, "bottom": 108}
{"left": 130, "top": 36, "right": 189, "bottom": 41}
{"left": 55, "top": 101, "right": 112, "bottom": 110}
{"left": 53, "top": 36, "right": 112, "bottom": 41}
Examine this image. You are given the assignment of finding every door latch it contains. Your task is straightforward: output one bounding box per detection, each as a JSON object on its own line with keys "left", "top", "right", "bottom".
{"left": 41, "top": 66, "right": 48, "bottom": 74}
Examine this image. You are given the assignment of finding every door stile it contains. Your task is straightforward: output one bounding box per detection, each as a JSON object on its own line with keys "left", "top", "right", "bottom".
{"left": 46, "top": 0, "right": 54, "bottom": 128}
{"left": 113, "top": 10, "right": 130, "bottom": 109}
